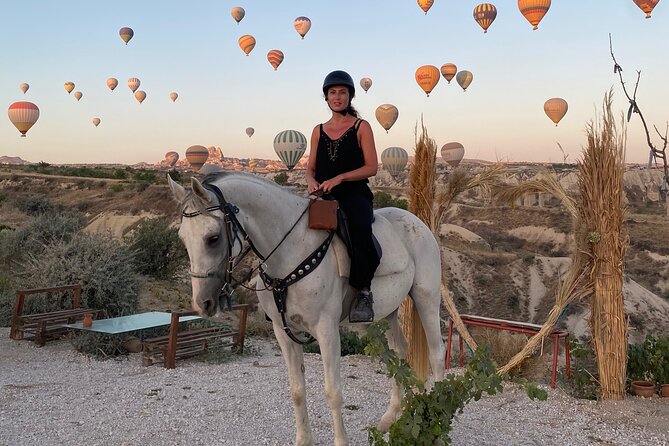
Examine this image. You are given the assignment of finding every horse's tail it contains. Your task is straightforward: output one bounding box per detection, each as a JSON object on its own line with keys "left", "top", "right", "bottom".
{"left": 400, "top": 298, "right": 430, "bottom": 381}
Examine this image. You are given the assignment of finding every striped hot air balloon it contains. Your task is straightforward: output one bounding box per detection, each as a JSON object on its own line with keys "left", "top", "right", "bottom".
{"left": 134, "top": 91, "right": 146, "bottom": 104}
{"left": 185, "top": 145, "right": 210, "bottom": 171}
{"left": 92, "top": 117, "right": 101, "bottom": 127}
{"left": 375, "top": 104, "right": 399, "bottom": 133}
{"left": 441, "top": 142, "right": 465, "bottom": 168}
{"left": 360, "top": 77, "right": 372, "bottom": 93}
{"left": 440, "top": 64, "right": 457, "bottom": 83}
{"left": 64, "top": 82, "right": 75, "bottom": 94}
{"left": 417, "top": 0, "right": 434, "bottom": 14}
{"left": 119, "top": 27, "right": 134, "bottom": 44}
{"left": 517, "top": 0, "right": 551, "bottom": 30}
{"left": 231, "top": 6, "right": 245, "bottom": 24}
{"left": 267, "top": 50, "right": 284, "bottom": 70}
{"left": 633, "top": 0, "right": 660, "bottom": 18}
{"left": 473, "top": 3, "right": 497, "bottom": 33}
{"left": 544, "top": 98, "right": 568, "bottom": 126}
{"left": 8, "top": 101, "right": 40, "bottom": 137}
{"left": 294, "top": 16, "right": 312, "bottom": 39}
{"left": 415, "top": 65, "right": 440, "bottom": 96}
{"left": 73, "top": 91, "right": 83, "bottom": 101}
{"left": 239, "top": 35, "right": 256, "bottom": 56}
{"left": 165, "top": 151, "right": 179, "bottom": 167}
{"left": 456, "top": 70, "right": 474, "bottom": 91}
{"left": 127, "top": 78, "right": 140, "bottom": 93}
{"left": 273, "top": 130, "right": 307, "bottom": 170}
{"left": 170, "top": 92, "right": 178, "bottom": 102}
{"left": 381, "top": 147, "right": 409, "bottom": 177}
{"left": 19, "top": 83, "right": 29, "bottom": 94}
{"left": 245, "top": 127, "right": 255, "bottom": 138}
{"left": 107, "top": 78, "right": 118, "bottom": 91}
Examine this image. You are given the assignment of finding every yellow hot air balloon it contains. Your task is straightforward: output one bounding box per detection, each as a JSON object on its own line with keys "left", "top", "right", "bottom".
{"left": 127, "top": 78, "right": 140, "bottom": 93}
{"left": 415, "top": 65, "right": 440, "bottom": 96}
{"left": 248, "top": 159, "right": 259, "bottom": 169}
{"left": 456, "top": 70, "right": 473, "bottom": 91}
{"left": 239, "top": 35, "right": 256, "bottom": 56}
{"left": 518, "top": 0, "right": 551, "bottom": 30}
{"left": 544, "top": 98, "right": 568, "bottom": 126}
{"left": 375, "top": 104, "right": 399, "bottom": 133}
{"left": 186, "top": 145, "right": 210, "bottom": 172}
{"left": 170, "top": 92, "right": 178, "bottom": 102}
{"left": 107, "top": 78, "right": 118, "bottom": 91}
{"left": 165, "top": 151, "right": 179, "bottom": 167}
{"left": 417, "top": 0, "right": 434, "bottom": 14}
{"left": 119, "top": 27, "right": 134, "bottom": 45}
{"left": 267, "top": 50, "right": 284, "bottom": 70}
{"left": 294, "top": 16, "right": 312, "bottom": 39}
{"left": 441, "top": 142, "right": 465, "bottom": 168}
{"left": 633, "top": 0, "right": 660, "bottom": 18}
{"left": 92, "top": 117, "right": 101, "bottom": 127}
{"left": 8, "top": 101, "right": 40, "bottom": 137}
{"left": 64, "top": 82, "right": 75, "bottom": 94}
{"left": 473, "top": 3, "right": 497, "bottom": 33}
{"left": 360, "top": 77, "right": 372, "bottom": 93}
{"left": 273, "top": 130, "right": 307, "bottom": 170}
{"left": 381, "top": 147, "right": 409, "bottom": 177}
{"left": 73, "top": 91, "right": 83, "bottom": 101}
{"left": 135, "top": 90, "right": 146, "bottom": 104}
{"left": 19, "top": 83, "right": 29, "bottom": 94}
{"left": 231, "top": 6, "right": 245, "bottom": 24}
{"left": 245, "top": 127, "right": 255, "bottom": 138}
{"left": 440, "top": 64, "right": 457, "bottom": 83}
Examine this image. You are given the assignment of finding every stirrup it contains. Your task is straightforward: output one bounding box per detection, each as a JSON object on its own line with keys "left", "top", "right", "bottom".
{"left": 349, "top": 292, "right": 374, "bottom": 323}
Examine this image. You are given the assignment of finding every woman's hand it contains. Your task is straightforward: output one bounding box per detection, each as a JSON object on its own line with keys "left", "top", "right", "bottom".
{"left": 307, "top": 178, "right": 321, "bottom": 194}
{"left": 319, "top": 175, "right": 343, "bottom": 193}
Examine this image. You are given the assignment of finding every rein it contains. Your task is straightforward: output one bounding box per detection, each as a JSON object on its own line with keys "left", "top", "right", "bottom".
{"left": 182, "top": 182, "right": 334, "bottom": 344}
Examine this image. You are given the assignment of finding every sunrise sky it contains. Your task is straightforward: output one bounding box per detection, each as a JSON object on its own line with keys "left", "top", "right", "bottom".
{"left": 2, "top": 1, "right": 668, "bottom": 165}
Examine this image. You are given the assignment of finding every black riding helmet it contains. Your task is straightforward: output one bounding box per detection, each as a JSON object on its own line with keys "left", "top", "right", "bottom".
{"left": 322, "top": 70, "right": 355, "bottom": 98}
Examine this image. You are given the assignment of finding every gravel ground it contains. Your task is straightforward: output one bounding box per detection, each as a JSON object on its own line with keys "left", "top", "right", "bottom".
{"left": 1, "top": 328, "right": 668, "bottom": 446}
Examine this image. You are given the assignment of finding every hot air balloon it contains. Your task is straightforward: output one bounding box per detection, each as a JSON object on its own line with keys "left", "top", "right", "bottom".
{"left": 518, "top": 0, "right": 551, "bottom": 30}
{"left": 107, "top": 78, "right": 118, "bottom": 91}
{"left": 415, "top": 65, "right": 440, "bottom": 96}
{"left": 135, "top": 91, "right": 146, "bottom": 104}
{"left": 440, "top": 64, "right": 457, "bottom": 83}
{"left": 239, "top": 35, "right": 256, "bottom": 56}
{"left": 375, "top": 104, "right": 399, "bottom": 133}
{"left": 248, "top": 159, "right": 259, "bottom": 169}
{"left": 245, "top": 127, "right": 255, "bottom": 138}
{"left": 73, "top": 91, "right": 83, "bottom": 101}
{"left": 119, "top": 27, "right": 134, "bottom": 45}
{"left": 381, "top": 147, "right": 409, "bottom": 177}
{"left": 127, "top": 78, "right": 140, "bottom": 93}
{"left": 544, "top": 98, "right": 568, "bottom": 126}
{"left": 417, "top": 0, "right": 434, "bottom": 14}
{"left": 8, "top": 101, "right": 40, "bottom": 137}
{"left": 267, "top": 50, "right": 284, "bottom": 70}
{"left": 231, "top": 6, "right": 245, "bottom": 24}
{"left": 165, "top": 151, "right": 179, "bottom": 167}
{"left": 633, "top": 0, "right": 660, "bottom": 18}
{"left": 273, "top": 130, "right": 307, "bottom": 170}
{"left": 170, "top": 92, "right": 178, "bottom": 102}
{"left": 441, "top": 142, "right": 465, "bottom": 168}
{"left": 294, "top": 16, "right": 311, "bottom": 39}
{"left": 473, "top": 3, "right": 497, "bottom": 33}
{"left": 360, "top": 77, "right": 373, "bottom": 93}
{"left": 64, "top": 82, "right": 75, "bottom": 94}
{"left": 186, "top": 145, "right": 210, "bottom": 172}
{"left": 19, "top": 83, "right": 29, "bottom": 94}
{"left": 456, "top": 70, "right": 473, "bottom": 91}
{"left": 92, "top": 117, "right": 101, "bottom": 127}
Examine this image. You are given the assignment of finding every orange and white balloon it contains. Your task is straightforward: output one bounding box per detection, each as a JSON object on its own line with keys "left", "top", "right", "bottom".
{"left": 170, "top": 92, "right": 178, "bottom": 102}
{"left": 135, "top": 91, "right": 146, "bottom": 104}
{"left": 473, "top": 3, "right": 497, "bottom": 33}
{"left": 267, "top": 50, "right": 284, "bottom": 70}
{"left": 441, "top": 142, "right": 465, "bottom": 168}
{"left": 375, "top": 104, "right": 399, "bottom": 133}
{"left": 415, "top": 65, "right": 440, "bottom": 96}
{"left": 19, "top": 83, "right": 29, "bottom": 94}
{"left": 417, "top": 0, "right": 434, "bottom": 14}
{"left": 239, "top": 35, "right": 256, "bottom": 56}
{"left": 8, "top": 101, "right": 40, "bottom": 137}
{"left": 294, "top": 17, "right": 311, "bottom": 39}
{"left": 165, "top": 151, "right": 179, "bottom": 167}
{"left": 92, "top": 117, "right": 101, "bottom": 127}
{"left": 128, "top": 78, "right": 140, "bottom": 93}
{"left": 518, "top": 0, "right": 551, "bottom": 30}
{"left": 440, "top": 64, "right": 457, "bottom": 83}
{"left": 107, "top": 78, "right": 118, "bottom": 91}
{"left": 544, "top": 98, "right": 568, "bottom": 126}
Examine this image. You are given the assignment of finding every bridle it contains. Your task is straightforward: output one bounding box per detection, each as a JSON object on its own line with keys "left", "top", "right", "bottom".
{"left": 181, "top": 182, "right": 334, "bottom": 344}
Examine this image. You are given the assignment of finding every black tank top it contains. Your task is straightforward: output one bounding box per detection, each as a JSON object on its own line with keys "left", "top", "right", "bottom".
{"left": 314, "top": 119, "right": 369, "bottom": 195}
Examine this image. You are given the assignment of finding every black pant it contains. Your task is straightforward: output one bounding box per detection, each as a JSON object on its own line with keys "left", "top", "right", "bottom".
{"left": 334, "top": 187, "right": 380, "bottom": 290}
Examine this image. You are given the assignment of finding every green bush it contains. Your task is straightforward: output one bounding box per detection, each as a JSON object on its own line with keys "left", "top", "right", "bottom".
{"left": 274, "top": 172, "right": 289, "bottom": 186}
{"left": 559, "top": 337, "right": 599, "bottom": 400}
{"left": 125, "top": 217, "right": 187, "bottom": 279}
{"left": 303, "top": 328, "right": 370, "bottom": 356}
{"left": 373, "top": 191, "right": 408, "bottom": 210}
{"left": 16, "top": 195, "right": 61, "bottom": 216}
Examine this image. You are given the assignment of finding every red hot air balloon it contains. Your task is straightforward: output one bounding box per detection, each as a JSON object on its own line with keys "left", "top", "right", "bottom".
{"left": 8, "top": 101, "right": 40, "bottom": 137}
{"left": 633, "top": 0, "right": 660, "bottom": 18}
{"left": 267, "top": 50, "right": 284, "bottom": 70}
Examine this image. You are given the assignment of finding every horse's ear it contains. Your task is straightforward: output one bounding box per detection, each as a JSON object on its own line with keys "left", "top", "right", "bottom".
{"left": 191, "top": 176, "right": 213, "bottom": 203}
{"left": 167, "top": 174, "right": 187, "bottom": 203}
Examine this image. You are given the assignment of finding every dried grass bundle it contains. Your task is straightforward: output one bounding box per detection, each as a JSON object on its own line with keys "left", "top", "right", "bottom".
{"left": 493, "top": 173, "right": 578, "bottom": 220}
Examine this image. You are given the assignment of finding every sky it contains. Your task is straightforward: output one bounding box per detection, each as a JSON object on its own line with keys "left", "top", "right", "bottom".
{"left": 2, "top": 1, "right": 668, "bottom": 165}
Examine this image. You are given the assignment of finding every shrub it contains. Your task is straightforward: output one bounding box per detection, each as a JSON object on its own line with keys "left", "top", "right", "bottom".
{"left": 303, "top": 328, "right": 370, "bottom": 356}
{"left": 16, "top": 195, "right": 61, "bottom": 216}
{"left": 168, "top": 169, "right": 183, "bottom": 183}
{"left": 0, "top": 192, "right": 5, "bottom": 206}
{"left": 373, "top": 191, "right": 408, "bottom": 210}
{"left": 559, "top": 337, "right": 599, "bottom": 400}
{"left": 110, "top": 184, "right": 124, "bottom": 193}
{"left": 274, "top": 172, "right": 289, "bottom": 186}
{"left": 125, "top": 217, "right": 188, "bottom": 279}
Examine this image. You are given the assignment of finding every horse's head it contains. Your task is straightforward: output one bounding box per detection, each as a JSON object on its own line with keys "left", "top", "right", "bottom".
{"left": 168, "top": 174, "right": 240, "bottom": 316}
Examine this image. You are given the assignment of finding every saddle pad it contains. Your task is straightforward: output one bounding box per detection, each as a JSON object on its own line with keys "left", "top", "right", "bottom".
{"left": 332, "top": 212, "right": 409, "bottom": 279}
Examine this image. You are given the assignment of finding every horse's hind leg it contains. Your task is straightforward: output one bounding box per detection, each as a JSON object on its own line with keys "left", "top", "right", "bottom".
{"left": 274, "top": 324, "right": 313, "bottom": 446}
{"left": 410, "top": 284, "right": 446, "bottom": 383}
{"left": 377, "top": 310, "right": 408, "bottom": 432}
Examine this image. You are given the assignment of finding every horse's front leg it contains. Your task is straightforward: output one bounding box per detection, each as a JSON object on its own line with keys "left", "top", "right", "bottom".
{"left": 274, "top": 323, "right": 313, "bottom": 446}
{"left": 316, "top": 321, "right": 349, "bottom": 446}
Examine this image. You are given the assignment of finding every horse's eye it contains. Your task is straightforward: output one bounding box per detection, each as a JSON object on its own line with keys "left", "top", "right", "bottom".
{"left": 206, "top": 235, "right": 220, "bottom": 246}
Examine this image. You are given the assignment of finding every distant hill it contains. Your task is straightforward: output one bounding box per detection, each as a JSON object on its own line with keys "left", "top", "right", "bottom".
{"left": 0, "top": 156, "right": 31, "bottom": 165}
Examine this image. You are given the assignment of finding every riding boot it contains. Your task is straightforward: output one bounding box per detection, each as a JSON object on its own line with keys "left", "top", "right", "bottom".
{"left": 349, "top": 291, "right": 374, "bottom": 323}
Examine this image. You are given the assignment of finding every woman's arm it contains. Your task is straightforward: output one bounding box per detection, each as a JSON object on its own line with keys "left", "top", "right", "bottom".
{"left": 306, "top": 125, "right": 321, "bottom": 193}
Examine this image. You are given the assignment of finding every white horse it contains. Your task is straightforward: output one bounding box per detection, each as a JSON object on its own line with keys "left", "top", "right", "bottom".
{"left": 168, "top": 172, "right": 445, "bottom": 446}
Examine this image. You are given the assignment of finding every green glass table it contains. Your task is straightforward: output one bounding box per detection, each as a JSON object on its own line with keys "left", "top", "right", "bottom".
{"left": 63, "top": 311, "right": 201, "bottom": 334}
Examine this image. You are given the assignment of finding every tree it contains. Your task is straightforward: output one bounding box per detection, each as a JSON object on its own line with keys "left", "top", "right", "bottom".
{"left": 274, "top": 172, "right": 289, "bottom": 186}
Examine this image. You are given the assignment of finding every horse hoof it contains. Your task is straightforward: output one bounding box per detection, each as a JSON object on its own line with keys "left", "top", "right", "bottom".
{"left": 376, "top": 416, "right": 395, "bottom": 433}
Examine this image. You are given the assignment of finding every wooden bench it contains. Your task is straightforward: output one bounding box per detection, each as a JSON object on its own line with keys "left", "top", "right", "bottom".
{"left": 10, "top": 285, "right": 103, "bottom": 347}
{"left": 142, "top": 304, "right": 249, "bottom": 369}
{"left": 445, "top": 314, "right": 571, "bottom": 388}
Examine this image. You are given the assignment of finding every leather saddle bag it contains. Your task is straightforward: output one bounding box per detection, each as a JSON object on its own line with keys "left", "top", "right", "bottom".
{"left": 309, "top": 198, "right": 338, "bottom": 230}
